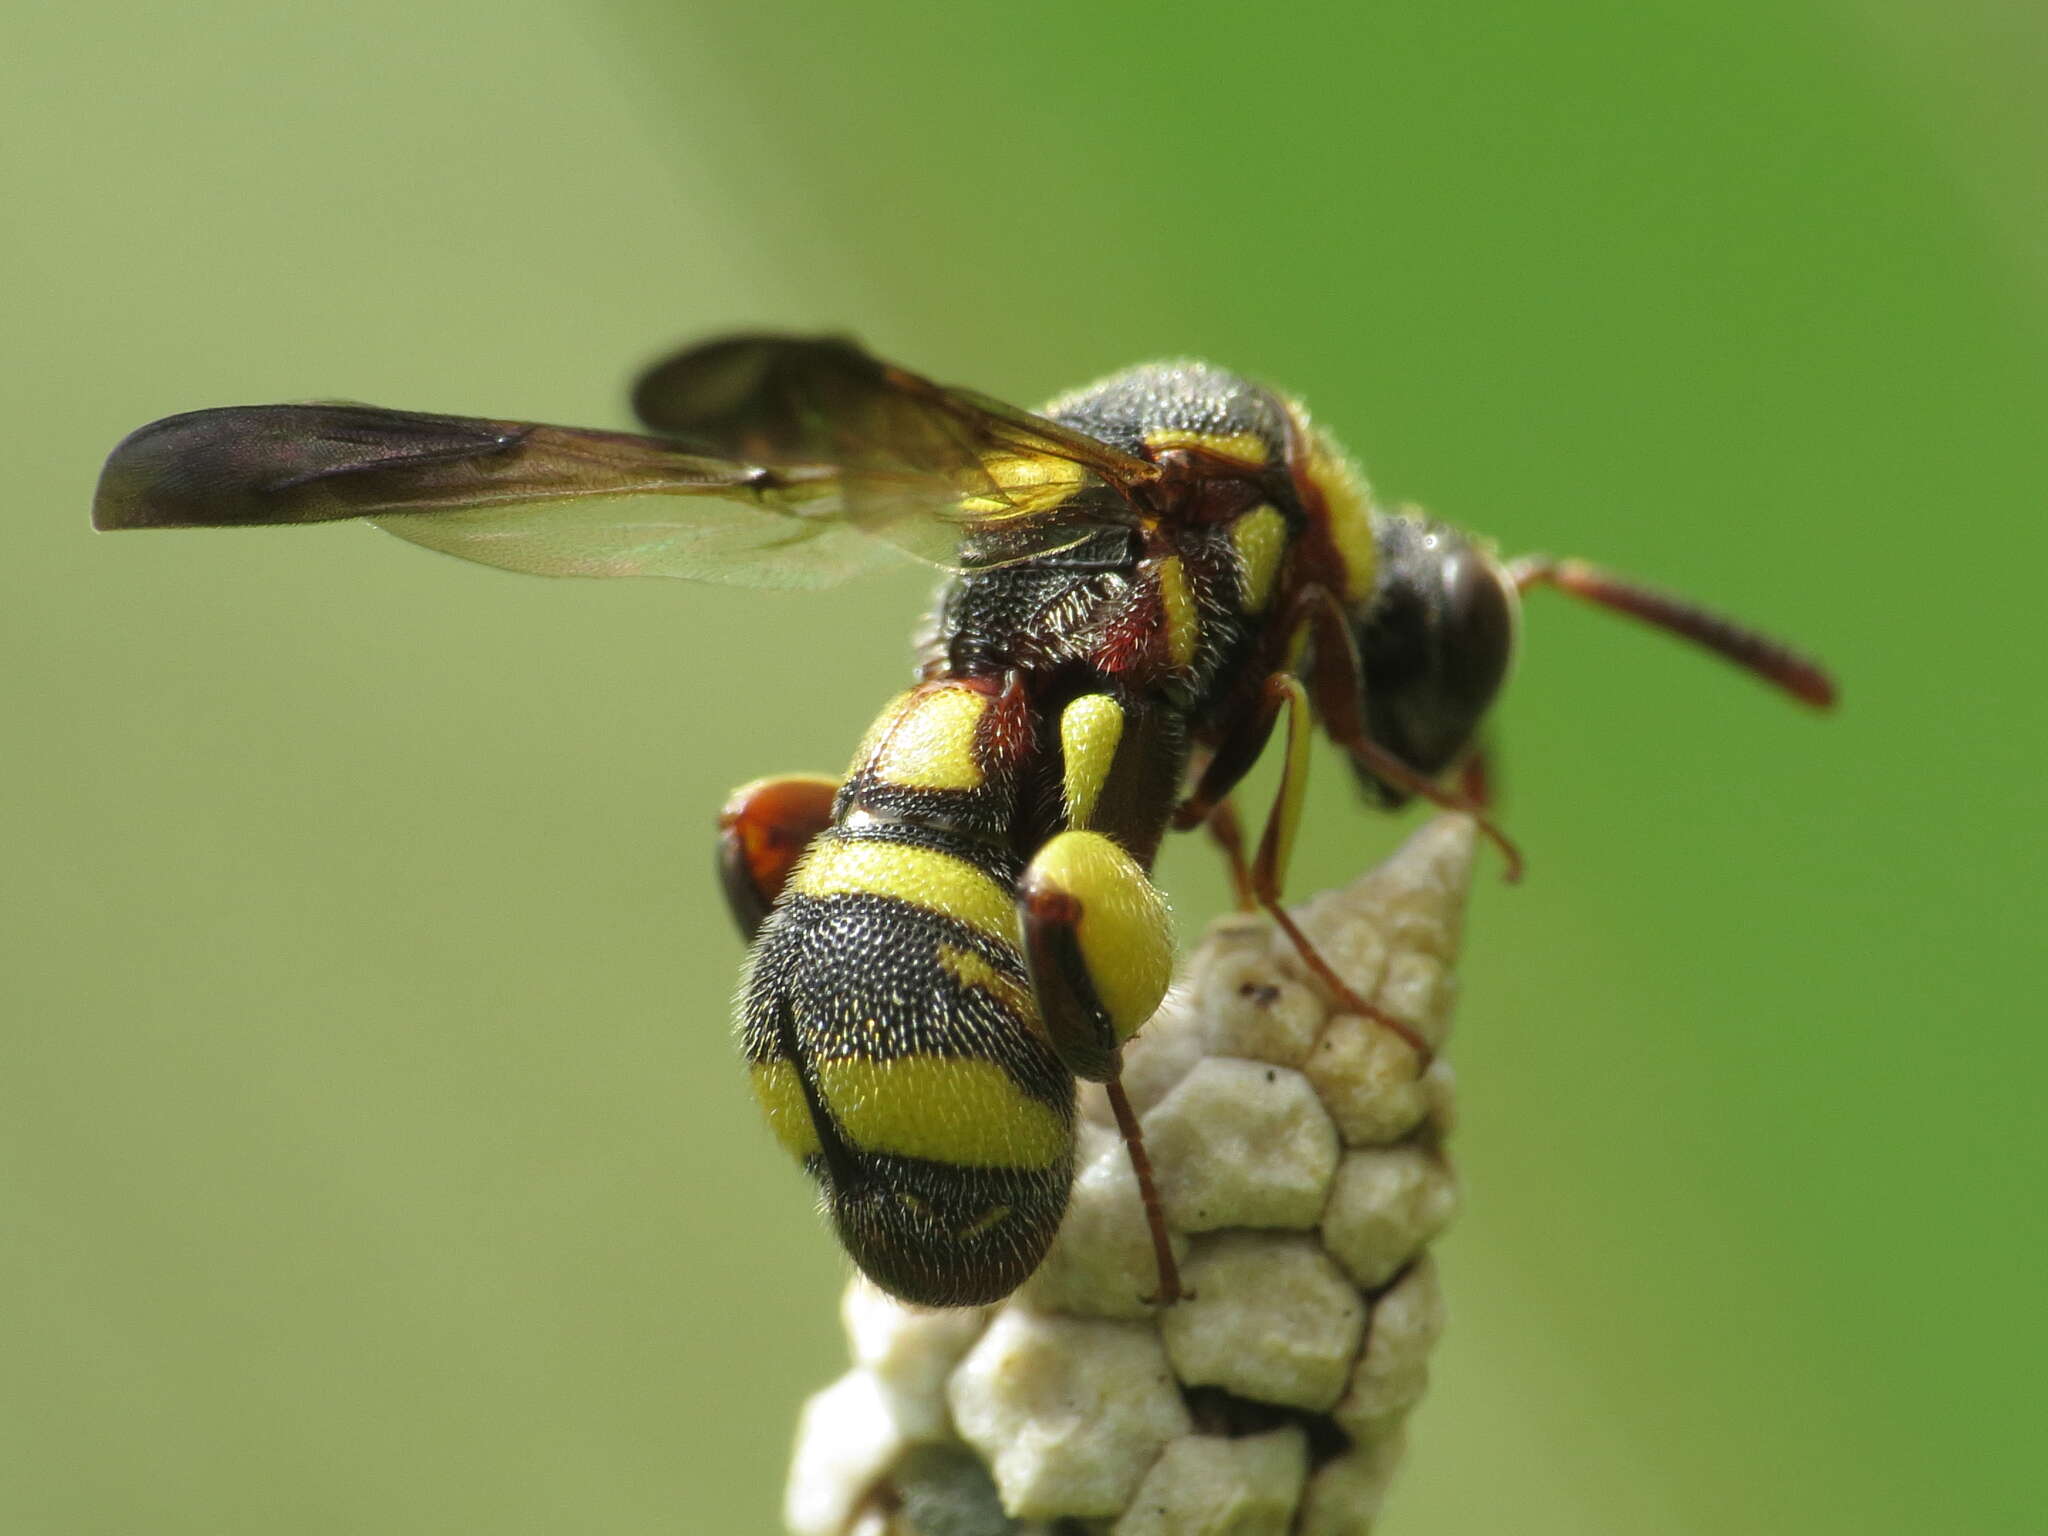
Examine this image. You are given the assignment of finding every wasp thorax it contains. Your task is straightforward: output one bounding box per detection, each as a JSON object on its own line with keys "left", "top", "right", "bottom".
{"left": 1353, "top": 513, "right": 1519, "bottom": 803}
{"left": 824, "top": 1151, "right": 1075, "bottom": 1308}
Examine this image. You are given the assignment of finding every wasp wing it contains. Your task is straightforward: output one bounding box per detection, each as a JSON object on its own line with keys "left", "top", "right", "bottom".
{"left": 630, "top": 334, "right": 1160, "bottom": 570}
{"left": 93, "top": 338, "right": 1159, "bottom": 584}
{"left": 92, "top": 403, "right": 897, "bottom": 587}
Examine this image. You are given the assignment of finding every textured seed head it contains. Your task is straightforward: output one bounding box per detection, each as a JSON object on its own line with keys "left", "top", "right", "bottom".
{"left": 785, "top": 816, "right": 1476, "bottom": 1535}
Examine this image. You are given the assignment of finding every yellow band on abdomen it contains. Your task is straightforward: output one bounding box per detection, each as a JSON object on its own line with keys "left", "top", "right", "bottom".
{"left": 864, "top": 684, "right": 990, "bottom": 792}
{"left": 815, "top": 1055, "right": 1068, "bottom": 1168}
{"left": 792, "top": 835, "right": 1019, "bottom": 947}
{"left": 748, "top": 1059, "right": 822, "bottom": 1160}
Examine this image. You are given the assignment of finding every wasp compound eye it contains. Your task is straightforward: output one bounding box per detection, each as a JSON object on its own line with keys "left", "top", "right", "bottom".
{"left": 1353, "top": 515, "right": 1517, "bottom": 802}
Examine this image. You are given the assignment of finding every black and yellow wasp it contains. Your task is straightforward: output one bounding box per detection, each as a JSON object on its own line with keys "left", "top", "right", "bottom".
{"left": 94, "top": 335, "right": 1835, "bottom": 1307}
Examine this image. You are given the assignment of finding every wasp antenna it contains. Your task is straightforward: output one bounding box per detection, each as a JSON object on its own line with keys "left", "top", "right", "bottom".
{"left": 1507, "top": 555, "right": 1838, "bottom": 710}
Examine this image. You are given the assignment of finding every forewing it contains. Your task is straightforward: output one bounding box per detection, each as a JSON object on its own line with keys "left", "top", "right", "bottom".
{"left": 631, "top": 334, "right": 1158, "bottom": 569}
{"left": 92, "top": 403, "right": 895, "bottom": 586}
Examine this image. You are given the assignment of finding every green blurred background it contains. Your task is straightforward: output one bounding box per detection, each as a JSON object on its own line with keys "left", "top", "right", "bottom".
{"left": 5, "top": 2, "right": 2043, "bottom": 1531}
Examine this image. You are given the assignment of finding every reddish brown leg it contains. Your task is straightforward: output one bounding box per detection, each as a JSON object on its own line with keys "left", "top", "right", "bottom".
{"left": 1260, "top": 905, "right": 1430, "bottom": 1059}
{"left": 1178, "top": 664, "right": 1437, "bottom": 1059}
{"left": 1173, "top": 680, "right": 1290, "bottom": 909}
{"left": 1105, "top": 1072, "right": 1185, "bottom": 1305}
{"left": 1237, "top": 672, "right": 1438, "bottom": 1062}
{"left": 1018, "top": 841, "right": 1185, "bottom": 1304}
{"left": 716, "top": 774, "right": 838, "bottom": 941}
{"left": 1203, "top": 799, "right": 1257, "bottom": 912}
{"left": 1019, "top": 882, "right": 1184, "bottom": 1301}
{"left": 1293, "top": 582, "right": 1525, "bottom": 882}
{"left": 1172, "top": 697, "right": 1285, "bottom": 832}
{"left": 1456, "top": 738, "right": 1496, "bottom": 808}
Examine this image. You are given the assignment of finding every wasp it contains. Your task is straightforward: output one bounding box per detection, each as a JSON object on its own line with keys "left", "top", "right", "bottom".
{"left": 94, "top": 335, "right": 1835, "bottom": 1307}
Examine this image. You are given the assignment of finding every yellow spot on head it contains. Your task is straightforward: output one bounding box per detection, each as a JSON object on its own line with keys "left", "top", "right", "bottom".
{"left": 1230, "top": 504, "right": 1288, "bottom": 613}
{"left": 748, "top": 1059, "right": 822, "bottom": 1161}
{"left": 866, "top": 684, "right": 989, "bottom": 792}
{"left": 1155, "top": 555, "right": 1200, "bottom": 670}
{"left": 1142, "top": 427, "right": 1271, "bottom": 468}
{"left": 792, "top": 835, "right": 1020, "bottom": 948}
{"left": 1058, "top": 693, "right": 1125, "bottom": 830}
{"left": 815, "top": 1056, "right": 1070, "bottom": 1167}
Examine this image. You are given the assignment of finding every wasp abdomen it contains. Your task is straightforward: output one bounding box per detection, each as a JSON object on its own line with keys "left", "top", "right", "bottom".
{"left": 738, "top": 682, "right": 1077, "bottom": 1305}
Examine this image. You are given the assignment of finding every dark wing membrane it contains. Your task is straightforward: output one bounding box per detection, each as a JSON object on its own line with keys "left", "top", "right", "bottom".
{"left": 92, "top": 403, "right": 896, "bottom": 587}
{"left": 631, "top": 334, "right": 1159, "bottom": 569}
{"left": 94, "top": 405, "right": 530, "bottom": 528}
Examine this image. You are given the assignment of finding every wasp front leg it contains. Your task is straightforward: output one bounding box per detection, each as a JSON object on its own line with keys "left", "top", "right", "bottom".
{"left": 1016, "top": 693, "right": 1183, "bottom": 1302}
{"left": 1195, "top": 795, "right": 1257, "bottom": 913}
{"left": 1176, "top": 667, "right": 1440, "bottom": 1062}
{"left": 1292, "top": 583, "right": 1524, "bottom": 881}
{"left": 717, "top": 774, "right": 839, "bottom": 941}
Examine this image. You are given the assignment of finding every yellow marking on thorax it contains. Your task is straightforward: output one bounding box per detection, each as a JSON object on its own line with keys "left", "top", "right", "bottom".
{"left": 936, "top": 942, "right": 1036, "bottom": 1022}
{"left": 864, "top": 684, "right": 989, "bottom": 792}
{"left": 1303, "top": 427, "right": 1376, "bottom": 603}
{"left": 1142, "top": 427, "right": 1271, "bottom": 468}
{"left": 1231, "top": 503, "right": 1288, "bottom": 613}
{"left": 1155, "top": 555, "right": 1200, "bottom": 670}
{"left": 814, "top": 1055, "right": 1068, "bottom": 1168}
{"left": 748, "top": 1059, "right": 822, "bottom": 1160}
{"left": 959, "top": 452, "right": 1093, "bottom": 518}
{"left": 792, "top": 835, "right": 1019, "bottom": 947}
{"left": 1058, "top": 693, "right": 1125, "bottom": 829}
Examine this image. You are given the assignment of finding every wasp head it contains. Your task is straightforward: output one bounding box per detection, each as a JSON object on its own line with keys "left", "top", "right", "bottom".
{"left": 1350, "top": 512, "right": 1519, "bottom": 806}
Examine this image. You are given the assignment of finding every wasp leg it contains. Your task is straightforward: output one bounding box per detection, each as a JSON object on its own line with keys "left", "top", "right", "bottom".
{"left": 1202, "top": 796, "right": 1257, "bottom": 911}
{"left": 1293, "top": 582, "right": 1525, "bottom": 882}
{"left": 1240, "top": 674, "right": 1437, "bottom": 1063}
{"left": 716, "top": 774, "right": 839, "bottom": 941}
{"left": 1016, "top": 827, "right": 1183, "bottom": 1303}
{"left": 1173, "top": 682, "right": 1289, "bottom": 910}
{"left": 1172, "top": 700, "right": 1286, "bottom": 834}
{"left": 1017, "top": 829, "right": 1172, "bottom": 1082}
{"left": 1104, "top": 1073, "right": 1182, "bottom": 1307}
{"left": 1170, "top": 664, "right": 1319, "bottom": 909}
{"left": 1182, "top": 660, "right": 1438, "bottom": 1062}
{"left": 1457, "top": 736, "right": 1497, "bottom": 809}
{"left": 1020, "top": 692, "right": 1184, "bottom": 1303}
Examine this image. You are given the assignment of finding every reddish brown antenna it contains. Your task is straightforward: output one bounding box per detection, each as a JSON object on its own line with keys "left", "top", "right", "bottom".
{"left": 1505, "top": 555, "right": 1837, "bottom": 709}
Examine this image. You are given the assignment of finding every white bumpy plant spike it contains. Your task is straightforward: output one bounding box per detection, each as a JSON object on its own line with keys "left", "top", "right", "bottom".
{"left": 785, "top": 816, "right": 1475, "bottom": 1536}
